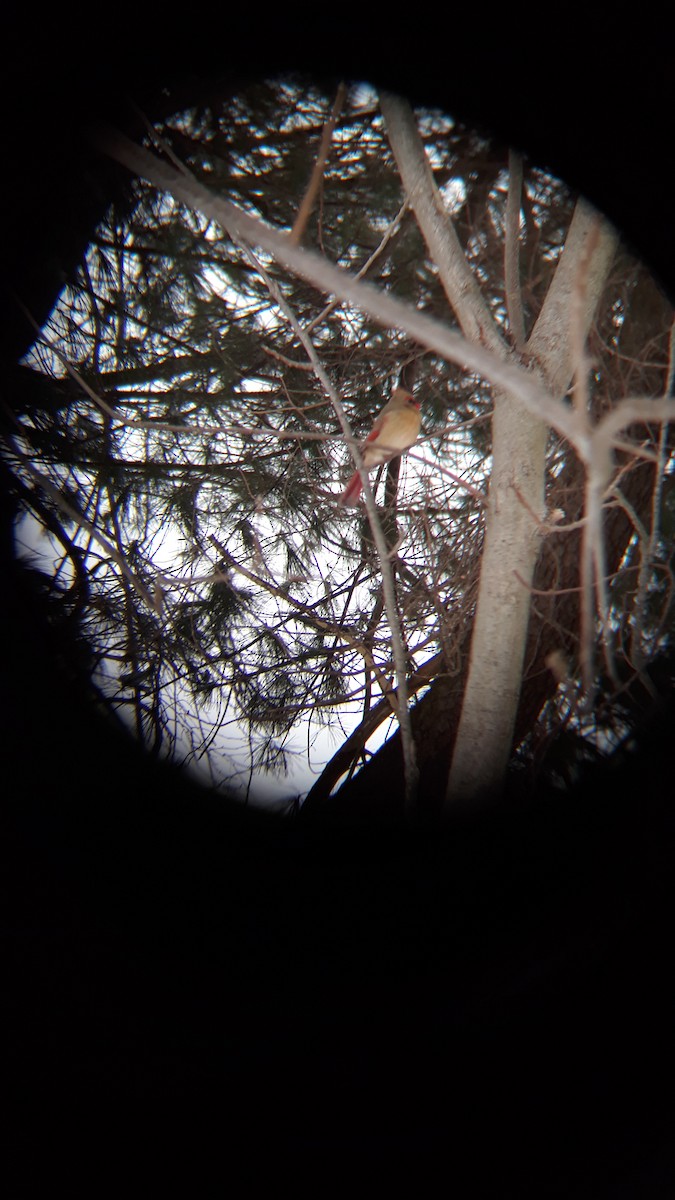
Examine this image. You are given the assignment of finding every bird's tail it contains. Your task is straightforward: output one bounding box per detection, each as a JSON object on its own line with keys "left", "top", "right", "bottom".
{"left": 339, "top": 471, "right": 362, "bottom": 507}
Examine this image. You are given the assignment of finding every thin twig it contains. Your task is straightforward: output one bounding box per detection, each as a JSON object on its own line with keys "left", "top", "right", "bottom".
{"left": 305, "top": 199, "right": 408, "bottom": 334}
{"left": 208, "top": 539, "right": 384, "bottom": 662}
{"left": 408, "top": 450, "right": 488, "bottom": 503}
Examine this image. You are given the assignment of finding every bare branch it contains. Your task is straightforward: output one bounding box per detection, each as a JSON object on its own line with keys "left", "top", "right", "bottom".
{"left": 208, "top": 540, "right": 371, "bottom": 653}
{"left": 290, "top": 82, "right": 346, "bottom": 245}
{"left": 525, "top": 199, "right": 619, "bottom": 397}
{"left": 379, "top": 92, "right": 507, "bottom": 355}
{"left": 504, "top": 149, "right": 526, "bottom": 350}
{"left": 94, "top": 129, "right": 591, "bottom": 443}
{"left": 303, "top": 650, "right": 446, "bottom": 810}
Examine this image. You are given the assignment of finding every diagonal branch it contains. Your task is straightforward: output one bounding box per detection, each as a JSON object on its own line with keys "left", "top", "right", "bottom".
{"left": 525, "top": 199, "right": 619, "bottom": 396}
{"left": 290, "top": 82, "right": 346, "bottom": 245}
{"left": 102, "top": 132, "right": 675, "bottom": 457}
{"left": 379, "top": 91, "right": 507, "bottom": 356}
{"left": 95, "top": 129, "right": 568, "bottom": 430}
{"left": 303, "top": 650, "right": 445, "bottom": 810}
{"left": 97, "top": 130, "right": 675, "bottom": 457}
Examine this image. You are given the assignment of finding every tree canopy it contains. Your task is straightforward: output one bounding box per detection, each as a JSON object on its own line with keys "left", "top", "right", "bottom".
{"left": 6, "top": 77, "right": 674, "bottom": 817}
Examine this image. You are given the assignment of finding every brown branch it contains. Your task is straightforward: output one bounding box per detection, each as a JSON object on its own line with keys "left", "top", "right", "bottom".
{"left": 289, "top": 82, "right": 346, "bottom": 245}
{"left": 302, "top": 650, "right": 445, "bottom": 812}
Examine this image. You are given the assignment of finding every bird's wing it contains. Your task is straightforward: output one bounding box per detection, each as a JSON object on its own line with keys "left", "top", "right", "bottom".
{"left": 364, "top": 424, "right": 383, "bottom": 443}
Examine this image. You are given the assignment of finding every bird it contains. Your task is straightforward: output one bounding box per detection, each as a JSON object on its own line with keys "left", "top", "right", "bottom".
{"left": 339, "top": 387, "right": 421, "bottom": 507}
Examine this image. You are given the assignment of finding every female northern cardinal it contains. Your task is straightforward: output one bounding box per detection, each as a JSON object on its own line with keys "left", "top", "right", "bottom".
{"left": 339, "top": 387, "right": 421, "bottom": 507}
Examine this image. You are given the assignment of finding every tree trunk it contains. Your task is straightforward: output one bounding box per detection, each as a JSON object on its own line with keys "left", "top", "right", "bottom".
{"left": 445, "top": 202, "right": 619, "bottom": 809}
{"left": 316, "top": 442, "right": 656, "bottom": 826}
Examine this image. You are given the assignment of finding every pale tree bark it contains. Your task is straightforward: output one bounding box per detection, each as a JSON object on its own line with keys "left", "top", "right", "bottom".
{"left": 379, "top": 96, "right": 610, "bottom": 806}
{"left": 379, "top": 92, "right": 507, "bottom": 356}
{"left": 446, "top": 201, "right": 619, "bottom": 807}
{"left": 378, "top": 96, "right": 620, "bottom": 808}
